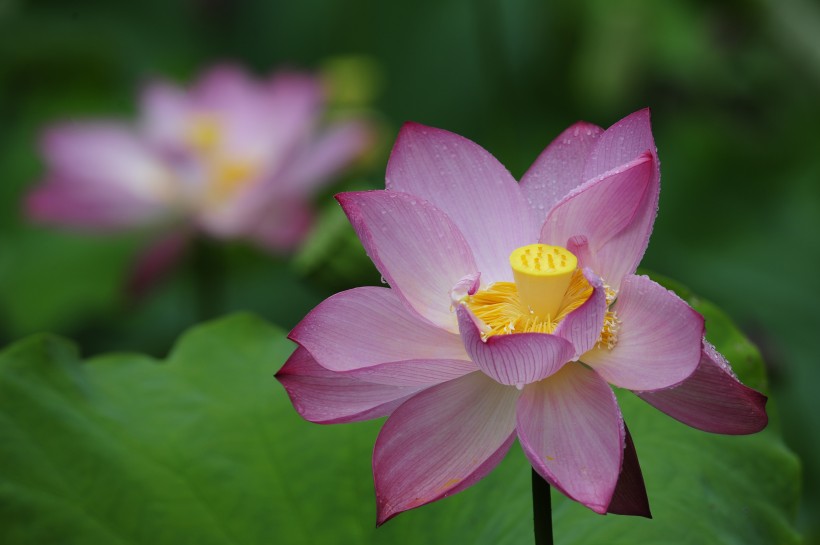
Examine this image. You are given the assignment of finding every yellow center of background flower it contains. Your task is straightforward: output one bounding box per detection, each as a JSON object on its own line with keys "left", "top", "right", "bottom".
{"left": 186, "top": 115, "right": 260, "bottom": 206}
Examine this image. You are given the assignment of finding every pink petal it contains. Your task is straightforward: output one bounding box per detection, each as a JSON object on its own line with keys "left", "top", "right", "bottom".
{"left": 385, "top": 122, "right": 535, "bottom": 284}
{"left": 337, "top": 191, "right": 478, "bottom": 331}
{"left": 198, "top": 67, "right": 323, "bottom": 163}
{"left": 374, "top": 372, "right": 519, "bottom": 524}
{"left": 520, "top": 121, "right": 603, "bottom": 231}
{"left": 582, "top": 275, "right": 704, "bottom": 391}
{"left": 517, "top": 363, "right": 624, "bottom": 514}
{"left": 226, "top": 197, "right": 314, "bottom": 251}
{"left": 290, "top": 286, "right": 472, "bottom": 381}
{"left": 540, "top": 153, "right": 656, "bottom": 290}
{"left": 553, "top": 267, "right": 607, "bottom": 358}
{"left": 582, "top": 109, "right": 657, "bottom": 182}
{"left": 26, "top": 177, "right": 164, "bottom": 230}
{"left": 29, "top": 122, "right": 171, "bottom": 229}
{"left": 635, "top": 341, "right": 768, "bottom": 434}
{"left": 276, "top": 347, "right": 420, "bottom": 424}
{"left": 276, "top": 119, "right": 373, "bottom": 196}
{"left": 457, "top": 306, "right": 575, "bottom": 386}
{"left": 139, "top": 80, "right": 190, "bottom": 151}
{"left": 606, "top": 424, "right": 651, "bottom": 517}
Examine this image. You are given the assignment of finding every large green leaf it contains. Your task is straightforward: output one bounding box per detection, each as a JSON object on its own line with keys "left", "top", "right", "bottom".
{"left": 0, "top": 304, "right": 800, "bottom": 544}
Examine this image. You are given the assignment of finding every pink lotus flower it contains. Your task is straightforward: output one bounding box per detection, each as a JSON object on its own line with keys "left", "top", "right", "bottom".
{"left": 276, "top": 110, "right": 768, "bottom": 522}
{"left": 26, "top": 65, "right": 373, "bottom": 284}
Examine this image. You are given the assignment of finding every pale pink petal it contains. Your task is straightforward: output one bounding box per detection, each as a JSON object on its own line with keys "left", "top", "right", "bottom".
{"left": 520, "top": 121, "right": 603, "bottom": 231}
{"left": 126, "top": 230, "right": 191, "bottom": 299}
{"left": 39, "top": 123, "right": 172, "bottom": 204}
{"left": 517, "top": 363, "right": 624, "bottom": 514}
{"left": 540, "top": 153, "right": 656, "bottom": 289}
{"left": 374, "top": 372, "right": 519, "bottom": 524}
{"left": 196, "top": 67, "right": 323, "bottom": 163}
{"left": 26, "top": 177, "right": 165, "bottom": 230}
{"left": 223, "top": 197, "right": 313, "bottom": 251}
{"left": 337, "top": 191, "right": 478, "bottom": 331}
{"left": 635, "top": 340, "right": 768, "bottom": 434}
{"left": 219, "top": 119, "right": 373, "bottom": 241}
{"left": 582, "top": 109, "right": 657, "bottom": 181}
{"left": 276, "top": 347, "right": 420, "bottom": 424}
{"left": 582, "top": 275, "right": 704, "bottom": 391}
{"left": 139, "top": 80, "right": 191, "bottom": 151}
{"left": 553, "top": 267, "right": 607, "bottom": 358}
{"left": 276, "top": 119, "right": 373, "bottom": 196}
{"left": 290, "top": 286, "right": 471, "bottom": 378}
{"left": 606, "top": 424, "right": 651, "bottom": 517}
{"left": 385, "top": 122, "right": 535, "bottom": 284}
{"left": 457, "top": 306, "right": 575, "bottom": 386}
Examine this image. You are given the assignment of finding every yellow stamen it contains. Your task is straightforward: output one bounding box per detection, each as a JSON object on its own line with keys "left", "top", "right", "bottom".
{"left": 465, "top": 244, "right": 621, "bottom": 349}
{"left": 509, "top": 244, "right": 578, "bottom": 320}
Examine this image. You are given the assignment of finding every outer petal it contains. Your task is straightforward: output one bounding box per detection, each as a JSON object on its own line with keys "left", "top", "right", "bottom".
{"left": 606, "top": 424, "right": 651, "bottom": 517}
{"left": 386, "top": 122, "right": 535, "bottom": 284}
{"left": 582, "top": 108, "right": 657, "bottom": 182}
{"left": 275, "top": 119, "right": 373, "bottom": 196}
{"left": 553, "top": 267, "right": 607, "bottom": 358}
{"left": 517, "top": 363, "right": 624, "bottom": 514}
{"left": 374, "top": 372, "right": 519, "bottom": 524}
{"left": 540, "top": 153, "right": 656, "bottom": 290}
{"left": 584, "top": 109, "right": 661, "bottom": 289}
{"left": 582, "top": 275, "right": 704, "bottom": 391}
{"left": 520, "top": 121, "right": 603, "bottom": 232}
{"left": 337, "top": 191, "right": 478, "bottom": 331}
{"left": 139, "top": 81, "right": 190, "bottom": 151}
{"left": 26, "top": 177, "right": 166, "bottom": 230}
{"left": 30, "top": 124, "right": 173, "bottom": 230}
{"left": 635, "top": 340, "right": 768, "bottom": 434}
{"left": 276, "top": 347, "right": 420, "bottom": 424}
{"left": 457, "top": 306, "right": 575, "bottom": 386}
{"left": 234, "top": 197, "right": 314, "bottom": 251}
{"left": 290, "top": 286, "right": 472, "bottom": 381}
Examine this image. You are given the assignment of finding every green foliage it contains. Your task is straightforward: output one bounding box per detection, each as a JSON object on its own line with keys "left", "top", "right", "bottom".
{"left": 0, "top": 305, "right": 800, "bottom": 544}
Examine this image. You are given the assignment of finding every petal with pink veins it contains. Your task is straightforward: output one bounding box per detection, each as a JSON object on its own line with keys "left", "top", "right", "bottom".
{"left": 374, "top": 371, "right": 519, "bottom": 525}
{"left": 457, "top": 306, "right": 576, "bottom": 386}
{"left": 517, "top": 363, "right": 624, "bottom": 514}
{"left": 540, "top": 153, "right": 656, "bottom": 290}
{"left": 290, "top": 286, "right": 472, "bottom": 381}
{"left": 582, "top": 275, "right": 704, "bottom": 391}
{"left": 337, "top": 191, "right": 478, "bottom": 331}
{"left": 386, "top": 122, "right": 535, "bottom": 284}
{"left": 520, "top": 121, "right": 603, "bottom": 231}
{"left": 276, "top": 347, "right": 420, "bottom": 424}
{"left": 583, "top": 108, "right": 657, "bottom": 181}
{"left": 635, "top": 340, "right": 768, "bottom": 434}
{"left": 553, "top": 267, "right": 607, "bottom": 358}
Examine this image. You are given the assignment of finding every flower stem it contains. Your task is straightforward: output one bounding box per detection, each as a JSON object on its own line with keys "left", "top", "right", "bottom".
{"left": 532, "top": 469, "right": 554, "bottom": 545}
{"left": 191, "top": 235, "right": 226, "bottom": 321}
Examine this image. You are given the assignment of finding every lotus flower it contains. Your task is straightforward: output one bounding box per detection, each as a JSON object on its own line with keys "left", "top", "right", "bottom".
{"left": 26, "top": 65, "right": 373, "bottom": 289}
{"left": 276, "top": 109, "right": 768, "bottom": 523}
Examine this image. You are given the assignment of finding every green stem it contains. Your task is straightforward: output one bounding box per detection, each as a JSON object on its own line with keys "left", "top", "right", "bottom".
{"left": 532, "top": 469, "right": 554, "bottom": 545}
{"left": 190, "top": 235, "right": 226, "bottom": 321}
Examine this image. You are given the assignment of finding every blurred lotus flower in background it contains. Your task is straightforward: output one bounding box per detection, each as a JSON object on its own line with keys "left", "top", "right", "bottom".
{"left": 26, "top": 64, "right": 374, "bottom": 293}
{"left": 277, "top": 109, "right": 768, "bottom": 524}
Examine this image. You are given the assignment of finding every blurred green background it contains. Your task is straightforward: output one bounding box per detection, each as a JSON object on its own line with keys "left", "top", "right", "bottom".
{"left": 0, "top": 0, "right": 818, "bottom": 541}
